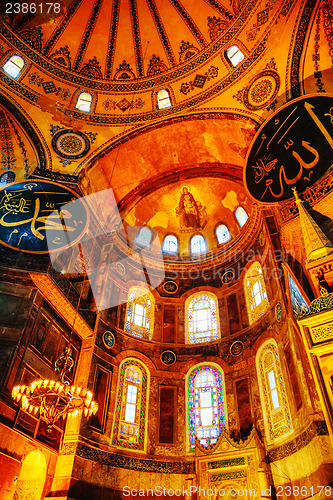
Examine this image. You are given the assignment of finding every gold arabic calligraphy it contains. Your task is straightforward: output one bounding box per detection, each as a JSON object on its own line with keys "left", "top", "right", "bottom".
{"left": 251, "top": 101, "right": 333, "bottom": 200}
{"left": 0, "top": 189, "right": 77, "bottom": 243}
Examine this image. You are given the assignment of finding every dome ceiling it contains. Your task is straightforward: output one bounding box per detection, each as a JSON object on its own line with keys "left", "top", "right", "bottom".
{"left": 9, "top": 0, "right": 243, "bottom": 82}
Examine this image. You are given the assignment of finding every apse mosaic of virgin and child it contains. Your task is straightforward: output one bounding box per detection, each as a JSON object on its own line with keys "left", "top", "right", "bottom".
{"left": 125, "top": 178, "right": 252, "bottom": 251}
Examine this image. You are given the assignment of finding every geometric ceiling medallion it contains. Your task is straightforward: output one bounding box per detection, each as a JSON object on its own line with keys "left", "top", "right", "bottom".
{"left": 51, "top": 130, "right": 90, "bottom": 159}
{"left": 243, "top": 70, "right": 280, "bottom": 110}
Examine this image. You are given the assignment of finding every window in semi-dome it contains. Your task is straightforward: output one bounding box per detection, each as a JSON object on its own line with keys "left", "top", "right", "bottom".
{"left": 216, "top": 224, "right": 232, "bottom": 244}
{"left": 0, "top": 171, "right": 15, "bottom": 187}
{"left": 75, "top": 91, "right": 93, "bottom": 112}
{"left": 125, "top": 287, "right": 154, "bottom": 340}
{"left": 256, "top": 340, "right": 293, "bottom": 443}
{"left": 235, "top": 206, "right": 249, "bottom": 227}
{"left": 112, "top": 360, "right": 148, "bottom": 450}
{"left": 191, "top": 234, "right": 207, "bottom": 254}
{"left": 186, "top": 293, "right": 220, "bottom": 344}
{"left": 226, "top": 46, "right": 245, "bottom": 67}
{"left": 244, "top": 262, "right": 269, "bottom": 325}
{"left": 157, "top": 89, "right": 172, "bottom": 109}
{"left": 187, "top": 365, "right": 226, "bottom": 450}
{"left": 135, "top": 227, "right": 152, "bottom": 248}
{"left": 2, "top": 55, "right": 25, "bottom": 78}
{"left": 162, "top": 234, "right": 178, "bottom": 253}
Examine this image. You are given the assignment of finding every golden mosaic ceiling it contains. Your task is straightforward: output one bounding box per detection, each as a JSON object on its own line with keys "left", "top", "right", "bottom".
{"left": 6, "top": 0, "right": 249, "bottom": 82}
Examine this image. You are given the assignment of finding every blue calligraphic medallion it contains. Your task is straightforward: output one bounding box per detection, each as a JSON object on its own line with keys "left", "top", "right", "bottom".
{"left": 245, "top": 94, "right": 333, "bottom": 203}
{"left": 0, "top": 181, "right": 88, "bottom": 253}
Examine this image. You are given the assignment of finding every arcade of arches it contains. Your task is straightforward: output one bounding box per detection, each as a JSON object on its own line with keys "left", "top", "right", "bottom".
{"left": 0, "top": 1, "right": 333, "bottom": 499}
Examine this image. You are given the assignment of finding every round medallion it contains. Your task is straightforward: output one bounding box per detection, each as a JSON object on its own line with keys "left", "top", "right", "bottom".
{"left": 103, "top": 331, "right": 115, "bottom": 349}
{"left": 116, "top": 262, "right": 125, "bottom": 275}
{"left": 163, "top": 281, "right": 179, "bottom": 294}
{"left": 244, "top": 70, "right": 280, "bottom": 111}
{"left": 160, "top": 350, "right": 176, "bottom": 365}
{"left": 221, "top": 269, "right": 235, "bottom": 285}
{"left": 0, "top": 181, "right": 88, "bottom": 253}
{"left": 275, "top": 302, "right": 282, "bottom": 322}
{"left": 52, "top": 129, "right": 90, "bottom": 159}
{"left": 230, "top": 341, "right": 244, "bottom": 356}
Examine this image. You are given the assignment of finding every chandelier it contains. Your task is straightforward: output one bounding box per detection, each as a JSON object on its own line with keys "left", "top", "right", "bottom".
{"left": 12, "top": 346, "right": 98, "bottom": 430}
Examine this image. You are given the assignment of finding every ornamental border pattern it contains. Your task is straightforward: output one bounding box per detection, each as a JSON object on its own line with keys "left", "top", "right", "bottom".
{"left": 289, "top": 0, "right": 317, "bottom": 99}
{"left": 0, "top": 92, "right": 47, "bottom": 170}
{"left": 76, "top": 442, "right": 195, "bottom": 473}
{"left": 0, "top": 0, "right": 262, "bottom": 92}
{"left": 267, "top": 420, "right": 328, "bottom": 462}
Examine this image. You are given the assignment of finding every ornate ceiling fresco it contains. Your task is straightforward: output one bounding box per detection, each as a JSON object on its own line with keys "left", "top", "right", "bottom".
{"left": 1, "top": 0, "right": 333, "bottom": 245}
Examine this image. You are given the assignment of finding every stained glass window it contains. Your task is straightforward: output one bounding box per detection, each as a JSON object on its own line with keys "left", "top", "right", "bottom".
{"left": 256, "top": 340, "right": 293, "bottom": 442}
{"left": 187, "top": 365, "right": 226, "bottom": 450}
{"left": 226, "top": 46, "right": 245, "bottom": 67}
{"left": 216, "top": 224, "right": 231, "bottom": 244}
{"left": 244, "top": 262, "right": 269, "bottom": 325}
{"left": 76, "top": 91, "right": 93, "bottom": 112}
{"left": 0, "top": 171, "right": 15, "bottom": 187}
{"left": 235, "top": 206, "right": 249, "bottom": 227}
{"left": 162, "top": 234, "right": 178, "bottom": 254}
{"left": 125, "top": 287, "right": 154, "bottom": 339}
{"left": 135, "top": 227, "right": 152, "bottom": 248}
{"left": 191, "top": 234, "right": 207, "bottom": 254}
{"left": 157, "top": 89, "right": 172, "bottom": 109}
{"left": 186, "top": 293, "right": 220, "bottom": 344}
{"left": 112, "top": 359, "right": 148, "bottom": 450}
{"left": 2, "top": 55, "right": 25, "bottom": 78}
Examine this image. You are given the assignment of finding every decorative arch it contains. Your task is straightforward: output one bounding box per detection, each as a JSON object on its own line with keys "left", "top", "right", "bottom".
{"left": 186, "top": 363, "right": 226, "bottom": 450}
{"left": 256, "top": 339, "right": 293, "bottom": 443}
{"left": 13, "top": 450, "right": 46, "bottom": 500}
{"left": 185, "top": 291, "right": 220, "bottom": 344}
{"left": 244, "top": 261, "right": 269, "bottom": 325}
{"left": 125, "top": 287, "right": 154, "bottom": 340}
{"left": 112, "top": 358, "right": 149, "bottom": 450}
{"left": 135, "top": 227, "right": 152, "bottom": 248}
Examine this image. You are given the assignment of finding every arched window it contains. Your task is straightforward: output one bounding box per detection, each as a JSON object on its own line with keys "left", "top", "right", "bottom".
{"left": 112, "top": 359, "right": 148, "bottom": 450}
{"left": 0, "top": 171, "right": 15, "bottom": 187}
{"left": 125, "top": 287, "right": 154, "bottom": 339}
{"left": 157, "top": 89, "right": 171, "bottom": 109}
{"left": 75, "top": 91, "right": 93, "bottom": 112}
{"left": 216, "top": 224, "right": 231, "bottom": 244}
{"left": 186, "top": 292, "right": 220, "bottom": 344}
{"left": 226, "top": 45, "right": 244, "bottom": 67}
{"left": 187, "top": 364, "right": 226, "bottom": 450}
{"left": 2, "top": 55, "right": 25, "bottom": 78}
{"left": 244, "top": 262, "right": 269, "bottom": 325}
{"left": 235, "top": 206, "right": 249, "bottom": 227}
{"left": 135, "top": 227, "right": 152, "bottom": 248}
{"left": 191, "top": 234, "right": 207, "bottom": 254}
{"left": 256, "top": 340, "right": 293, "bottom": 443}
{"left": 162, "top": 234, "right": 178, "bottom": 254}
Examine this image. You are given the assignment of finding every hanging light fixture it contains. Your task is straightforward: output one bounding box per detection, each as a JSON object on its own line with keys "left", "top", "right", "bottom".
{"left": 12, "top": 345, "right": 98, "bottom": 431}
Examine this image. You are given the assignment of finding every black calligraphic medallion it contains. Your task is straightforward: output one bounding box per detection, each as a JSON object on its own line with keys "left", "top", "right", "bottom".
{"left": 0, "top": 181, "right": 88, "bottom": 253}
{"left": 245, "top": 94, "right": 333, "bottom": 203}
{"left": 163, "top": 280, "right": 179, "bottom": 294}
{"left": 103, "top": 331, "right": 115, "bottom": 349}
{"left": 160, "top": 350, "right": 176, "bottom": 365}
